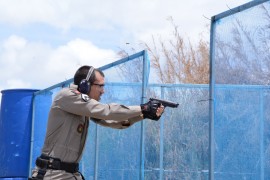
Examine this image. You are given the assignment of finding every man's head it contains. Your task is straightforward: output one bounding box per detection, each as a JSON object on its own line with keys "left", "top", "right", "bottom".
{"left": 74, "top": 65, "right": 105, "bottom": 101}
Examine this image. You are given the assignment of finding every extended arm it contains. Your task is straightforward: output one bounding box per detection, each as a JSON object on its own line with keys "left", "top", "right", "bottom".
{"left": 55, "top": 88, "right": 143, "bottom": 121}
{"left": 91, "top": 114, "right": 144, "bottom": 129}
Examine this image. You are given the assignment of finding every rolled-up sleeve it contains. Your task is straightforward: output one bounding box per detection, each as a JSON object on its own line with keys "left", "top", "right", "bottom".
{"left": 91, "top": 114, "right": 144, "bottom": 129}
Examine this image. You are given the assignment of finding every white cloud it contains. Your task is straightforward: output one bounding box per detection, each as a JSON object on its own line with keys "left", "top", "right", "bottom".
{"left": 0, "top": 0, "right": 251, "bottom": 32}
{"left": 6, "top": 79, "right": 32, "bottom": 89}
{"left": 0, "top": 35, "right": 118, "bottom": 92}
{"left": 45, "top": 38, "right": 117, "bottom": 81}
{"left": 0, "top": 0, "right": 252, "bottom": 57}
{"left": 0, "top": 0, "right": 252, "bottom": 97}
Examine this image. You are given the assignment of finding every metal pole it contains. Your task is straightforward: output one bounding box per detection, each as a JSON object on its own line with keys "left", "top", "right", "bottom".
{"left": 159, "top": 86, "right": 165, "bottom": 180}
{"left": 259, "top": 89, "right": 264, "bottom": 180}
{"left": 28, "top": 94, "right": 36, "bottom": 177}
{"left": 140, "top": 50, "right": 149, "bottom": 180}
{"left": 94, "top": 124, "right": 99, "bottom": 180}
{"left": 209, "top": 16, "right": 216, "bottom": 180}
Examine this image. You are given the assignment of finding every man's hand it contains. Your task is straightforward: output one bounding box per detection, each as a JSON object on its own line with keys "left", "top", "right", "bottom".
{"left": 156, "top": 105, "right": 164, "bottom": 117}
{"left": 141, "top": 100, "right": 164, "bottom": 121}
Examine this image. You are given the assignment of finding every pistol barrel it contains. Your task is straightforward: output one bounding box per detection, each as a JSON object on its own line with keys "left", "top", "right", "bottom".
{"left": 150, "top": 98, "right": 179, "bottom": 108}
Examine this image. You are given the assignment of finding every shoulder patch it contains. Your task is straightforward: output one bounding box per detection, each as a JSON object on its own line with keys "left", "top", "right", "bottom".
{"left": 81, "top": 94, "right": 90, "bottom": 102}
{"left": 77, "top": 123, "right": 85, "bottom": 133}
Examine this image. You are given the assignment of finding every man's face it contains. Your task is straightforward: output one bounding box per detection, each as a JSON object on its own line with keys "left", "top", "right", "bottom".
{"left": 88, "top": 71, "right": 105, "bottom": 101}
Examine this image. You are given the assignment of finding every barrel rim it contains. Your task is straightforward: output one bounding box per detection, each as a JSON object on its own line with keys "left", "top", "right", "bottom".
{"left": 1, "top": 89, "right": 40, "bottom": 94}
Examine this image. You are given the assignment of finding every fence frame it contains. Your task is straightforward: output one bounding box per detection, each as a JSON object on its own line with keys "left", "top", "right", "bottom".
{"left": 209, "top": 0, "right": 270, "bottom": 179}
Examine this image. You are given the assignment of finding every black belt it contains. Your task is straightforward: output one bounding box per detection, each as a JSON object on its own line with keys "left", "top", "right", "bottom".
{"left": 36, "top": 154, "right": 79, "bottom": 173}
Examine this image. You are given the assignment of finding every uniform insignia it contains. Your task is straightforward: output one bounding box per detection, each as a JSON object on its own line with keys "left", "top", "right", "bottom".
{"left": 81, "top": 94, "right": 90, "bottom": 102}
{"left": 77, "top": 124, "right": 85, "bottom": 133}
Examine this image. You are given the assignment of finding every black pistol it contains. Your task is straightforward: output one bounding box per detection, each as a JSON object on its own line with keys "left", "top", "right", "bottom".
{"left": 149, "top": 98, "right": 179, "bottom": 108}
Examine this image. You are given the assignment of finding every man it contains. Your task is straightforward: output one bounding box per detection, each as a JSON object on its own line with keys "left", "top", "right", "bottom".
{"left": 30, "top": 65, "right": 164, "bottom": 179}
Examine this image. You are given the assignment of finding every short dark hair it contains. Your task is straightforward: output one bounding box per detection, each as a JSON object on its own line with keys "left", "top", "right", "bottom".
{"left": 74, "top": 65, "right": 104, "bottom": 85}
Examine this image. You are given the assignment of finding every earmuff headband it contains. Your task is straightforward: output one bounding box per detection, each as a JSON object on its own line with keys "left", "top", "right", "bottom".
{"left": 86, "top": 66, "right": 95, "bottom": 82}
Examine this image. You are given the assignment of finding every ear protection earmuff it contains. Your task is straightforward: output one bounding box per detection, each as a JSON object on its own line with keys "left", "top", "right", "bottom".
{"left": 79, "top": 66, "right": 95, "bottom": 94}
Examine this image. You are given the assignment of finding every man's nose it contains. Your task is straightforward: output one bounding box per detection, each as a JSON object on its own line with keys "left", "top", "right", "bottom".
{"left": 100, "top": 89, "right": 105, "bottom": 94}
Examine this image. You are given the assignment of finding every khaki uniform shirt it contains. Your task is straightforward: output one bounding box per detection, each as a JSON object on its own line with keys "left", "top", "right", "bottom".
{"left": 32, "top": 84, "right": 143, "bottom": 179}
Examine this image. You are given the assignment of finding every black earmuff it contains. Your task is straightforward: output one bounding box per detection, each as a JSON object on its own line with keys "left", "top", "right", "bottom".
{"left": 79, "top": 66, "right": 95, "bottom": 94}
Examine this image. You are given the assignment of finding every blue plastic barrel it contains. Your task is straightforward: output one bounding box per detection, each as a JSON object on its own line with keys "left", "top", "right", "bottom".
{"left": 30, "top": 91, "right": 52, "bottom": 171}
{"left": 0, "top": 89, "right": 38, "bottom": 178}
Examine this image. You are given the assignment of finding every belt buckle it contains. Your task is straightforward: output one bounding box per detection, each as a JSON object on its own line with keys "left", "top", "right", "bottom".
{"left": 47, "top": 158, "right": 54, "bottom": 168}
{"left": 48, "top": 157, "right": 61, "bottom": 169}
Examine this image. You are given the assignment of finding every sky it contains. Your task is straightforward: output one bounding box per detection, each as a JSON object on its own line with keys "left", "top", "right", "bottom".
{"left": 0, "top": 0, "right": 251, "bottom": 96}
